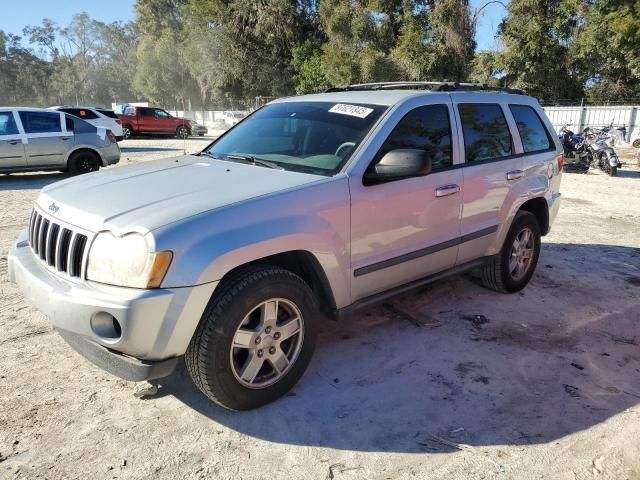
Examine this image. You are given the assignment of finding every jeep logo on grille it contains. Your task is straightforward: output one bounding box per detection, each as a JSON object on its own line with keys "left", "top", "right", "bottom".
{"left": 48, "top": 203, "right": 60, "bottom": 214}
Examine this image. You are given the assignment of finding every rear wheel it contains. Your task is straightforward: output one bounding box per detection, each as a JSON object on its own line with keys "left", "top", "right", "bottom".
{"left": 68, "top": 150, "right": 100, "bottom": 175}
{"left": 185, "top": 265, "right": 318, "bottom": 410}
{"left": 481, "top": 211, "right": 541, "bottom": 293}
{"left": 176, "top": 125, "right": 189, "bottom": 139}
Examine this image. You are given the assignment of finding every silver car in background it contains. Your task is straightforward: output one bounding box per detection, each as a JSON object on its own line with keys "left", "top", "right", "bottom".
{"left": 0, "top": 107, "right": 120, "bottom": 174}
{"left": 49, "top": 106, "right": 125, "bottom": 141}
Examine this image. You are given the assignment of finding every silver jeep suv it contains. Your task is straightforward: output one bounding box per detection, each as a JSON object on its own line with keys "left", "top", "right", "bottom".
{"left": 9, "top": 82, "right": 562, "bottom": 410}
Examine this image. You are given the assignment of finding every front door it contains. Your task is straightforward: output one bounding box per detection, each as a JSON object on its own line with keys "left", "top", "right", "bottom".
{"left": 0, "top": 111, "right": 26, "bottom": 169}
{"left": 153, "top": 108, "right": 175, "bottom": 133}
{"left": 349, "top": 103, "right": 463, "bottom": 302}
{"left": 18, "top": 111, "right": 71, "bottom": 167}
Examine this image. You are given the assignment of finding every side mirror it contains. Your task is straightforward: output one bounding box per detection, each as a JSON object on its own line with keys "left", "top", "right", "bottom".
{"left": 367, "top": 149, "right": 432, "bottom": 182}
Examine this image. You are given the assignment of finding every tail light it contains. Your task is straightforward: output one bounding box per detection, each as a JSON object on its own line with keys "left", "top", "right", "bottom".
{"left": 106, "top": 130, "right": 117, "bottom": 144}
{"left": 115, "top": 119, "right": 122, "bottom": 125}
{"left": 558, "top": 154, "right": 564, "bottom": 171}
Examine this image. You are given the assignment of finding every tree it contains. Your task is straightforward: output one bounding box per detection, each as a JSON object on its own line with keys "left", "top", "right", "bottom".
{"left": 0, "top": 31, "right": 52, "bottom": 105}
{"left": 498, "top": 0, "right": 584, "bottom": 102}
{"left": 571, "top": 0, "right": 640, "bottom": 101}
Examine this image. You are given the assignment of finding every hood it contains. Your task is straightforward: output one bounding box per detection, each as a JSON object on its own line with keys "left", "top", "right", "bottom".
{"left": 37, "top": 156, "right": 323, "bottom": 233}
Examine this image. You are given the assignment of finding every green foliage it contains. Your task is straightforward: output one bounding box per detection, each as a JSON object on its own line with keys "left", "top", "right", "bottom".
{"left": 571, "top": 0, "right": 640, "bottom": 100}
{"left": 2, "top": 0, "right": 639, "bottom": 107}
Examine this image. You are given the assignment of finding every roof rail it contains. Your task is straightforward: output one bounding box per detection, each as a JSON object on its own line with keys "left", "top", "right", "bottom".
{"left": 326, "top": 81, "right": 525, "bottom": 95}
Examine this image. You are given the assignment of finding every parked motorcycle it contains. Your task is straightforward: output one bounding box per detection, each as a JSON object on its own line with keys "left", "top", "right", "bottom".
{"left": 583, "top": 126, "right": 621, "bottom": 176}
{"left": 558, "top": 125, "right": 590, "bottom": 173}
{"left": 559, "top": 125, "right": 620, "bottom": 176}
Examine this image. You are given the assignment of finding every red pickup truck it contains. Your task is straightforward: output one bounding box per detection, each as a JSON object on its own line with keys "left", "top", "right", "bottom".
{"left": 118, "top": 107, "right": 192, "bottom": 139}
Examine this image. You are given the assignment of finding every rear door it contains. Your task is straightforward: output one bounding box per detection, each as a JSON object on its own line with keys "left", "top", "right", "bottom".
{"left": 0, "top": 110, "right": 26, "bottom": 169}
{"left": 137, "top": 108, "right": 156, "bottom": 132}
{"left": 451, "top": 98, "right": 519, "bottom": 264}
{"left": 18, "top": 110, "right": 71, "bottom": 167}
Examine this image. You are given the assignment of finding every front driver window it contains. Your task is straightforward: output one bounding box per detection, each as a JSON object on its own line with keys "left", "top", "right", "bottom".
{"left": 155, "top": 109, "right": 170, "bottom": 118}
{"left": 369, "top": 104, "right": 453, "bottom": 175}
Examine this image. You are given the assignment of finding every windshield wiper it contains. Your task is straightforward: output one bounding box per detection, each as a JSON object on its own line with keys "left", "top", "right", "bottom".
{"left": 226, "top": 154, "right": 284, "bottom": 170}
{"left": 199, "top": 151, "right": 223, "bottom": 160}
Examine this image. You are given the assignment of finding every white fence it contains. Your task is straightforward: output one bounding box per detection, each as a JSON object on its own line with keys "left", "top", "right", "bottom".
{"left": 168, "top": 110, "right": 243, "bottom": 129}
{"left": 542, "top": 105, "right": 640, "bottom": 139}
{"left": 170, "top": 106, "right": 640, "bottom": 140}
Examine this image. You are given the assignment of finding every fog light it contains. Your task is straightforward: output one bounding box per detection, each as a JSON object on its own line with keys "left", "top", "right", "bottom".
{"left": 90, "top": 312, "right": 122, "bottom": 341}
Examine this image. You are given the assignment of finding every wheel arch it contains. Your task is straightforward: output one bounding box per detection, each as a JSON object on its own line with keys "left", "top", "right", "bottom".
{"left": 217, "top": 250, "right": 338, "bottom": 319}
{"left": 65, "top": 146, "right": 105, "bottom": 168}
{"left": 518, "top": 197, "right": 549, "bottom": 235}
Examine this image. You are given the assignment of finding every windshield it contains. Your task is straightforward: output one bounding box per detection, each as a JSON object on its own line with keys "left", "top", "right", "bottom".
{"left": 205, "top": 101, "right": 387, "bottom": 175}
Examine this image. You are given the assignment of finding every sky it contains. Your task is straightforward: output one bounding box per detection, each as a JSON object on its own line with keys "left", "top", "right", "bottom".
{"left": 0, "top": 0, "right": 506, "bottom": 52}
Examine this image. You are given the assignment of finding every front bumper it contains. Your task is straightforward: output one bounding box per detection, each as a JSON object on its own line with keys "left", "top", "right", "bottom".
{"left": 8, "top": 229, "right": 217, "bottom": 381}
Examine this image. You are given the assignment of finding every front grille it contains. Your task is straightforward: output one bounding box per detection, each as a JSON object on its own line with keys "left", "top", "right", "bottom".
{"left": 28, "top": 209, "right": 89, "bottom": 279}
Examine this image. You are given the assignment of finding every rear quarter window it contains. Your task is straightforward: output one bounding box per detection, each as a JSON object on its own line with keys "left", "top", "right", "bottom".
{"left": 97, "top": 109, "right": 119, "bottom": 119}
{"left": 458, "top": 103, "right": 513, "bottom": 162}
{"left": 509, "top": 105, "right": 553, "bottom": 153}
{"left": 0, "top": 112, "right": 19, "bottom": 135}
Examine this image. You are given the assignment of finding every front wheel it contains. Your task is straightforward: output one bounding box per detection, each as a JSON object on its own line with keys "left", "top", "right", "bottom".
{"left": 608, "top": 166, "right": 618, "bottom": 176}
{"left": 176, "top": 125, "right": 189, "bottom": 139}
{"left": 185, "top": 266, "right": 318, "bottom": 410}
{"left": 481, "top": 210, "right": 541, "bottom": 293}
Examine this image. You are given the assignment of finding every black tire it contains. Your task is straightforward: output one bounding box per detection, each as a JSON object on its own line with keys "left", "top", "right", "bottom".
{"left": 608, "top": 166, "right": 618, "bottom": 177}
{"left": 176, "top": 125, "right": 189, "bottom": 139}
{"left": 185, "top": 265, "right": 318, "bottom": 410}
{"left": 68, "top": 150, "right": 100, "bottom": 175}
{"left": 122, "top": 125, "right": 133, "bottom": 139}
{"left": 481, "top": 210, "right": 541, "bottom": 293}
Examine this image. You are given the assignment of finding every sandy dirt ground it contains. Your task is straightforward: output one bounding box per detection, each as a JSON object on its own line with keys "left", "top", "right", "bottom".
{"left": 0, "top": 137, "right": 639, "bottom": 480}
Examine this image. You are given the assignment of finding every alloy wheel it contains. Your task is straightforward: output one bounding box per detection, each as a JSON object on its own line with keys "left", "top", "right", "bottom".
{"left": 230, "top": 298, "right": 304, "bottom": 389}
{"left": 509, "top": 227, "right": 535, "bottom": 281}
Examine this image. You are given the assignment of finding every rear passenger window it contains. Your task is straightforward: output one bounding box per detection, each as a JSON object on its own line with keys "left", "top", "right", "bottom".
{"left": 509, "top": 105, "right": 552, "bottom": 152}
{"left": 377, "top": 104, "right": 452, "bottom": 171}
{"left": 458, "top": 104, "right": 512, "bottom": 162}
{"left": 19, "top": 111, "right": 62, "bottom": 134}
{"left": 0, "top": 112, "right": 19, "bottom": 135}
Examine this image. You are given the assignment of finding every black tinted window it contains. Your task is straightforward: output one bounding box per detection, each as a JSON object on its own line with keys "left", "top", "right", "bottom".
{"left": 139, "top": 108, "right": 154, "bottom": 117}
{"left": 97, "top": 109, "right": 119, "bottom": 119}
{"left": 509, "top": 105, "right": 552, "bottom": 152}
{"left": 60, "top": 108, "right": 98, "bottom": 120}
{"left": 0, "top": 112, "right": 19, "bottom": 135}
{"left": 376, "top": 104, "right": 452, "bottom": 171}
{"left": 458, "top": 104, "right": 512, "bottom": 162}
{"left": 19, "top": 111, "right": 61, "bottom": 134}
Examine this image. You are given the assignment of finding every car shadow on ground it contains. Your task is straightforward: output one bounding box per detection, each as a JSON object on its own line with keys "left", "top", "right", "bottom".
{"left": 120, "top": 146, "right": 183, "bottom": 153}
{"left": 0, "top": 172, "right": 67, "bottom": 191}
{"left": 617, "top": 169, "right": 640, "bottom": 178}
{"left": 159, "top": 242, "right": 640, "bottom": 453}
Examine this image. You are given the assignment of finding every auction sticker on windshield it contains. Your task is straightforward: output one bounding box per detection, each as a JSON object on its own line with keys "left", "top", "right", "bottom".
{"left": 329, "top": 104, "right": 374, "bottom": 119}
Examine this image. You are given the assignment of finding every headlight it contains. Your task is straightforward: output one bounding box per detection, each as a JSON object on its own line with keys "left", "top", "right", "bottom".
{"left": 87, "top": 232, "right": 172, "bottom": 288}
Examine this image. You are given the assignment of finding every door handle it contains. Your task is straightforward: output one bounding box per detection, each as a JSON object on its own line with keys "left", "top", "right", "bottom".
{"left": 8, "top": 140, "right": 20, "bottom": 145}
{"left": 506, "top": 169, "right": 524, "bottom": 180}
{"left": 435, "top": 184, "right": 460, "bottom": 197}
{"left": 60, "top": 137, "right": 72, "bottom": 141}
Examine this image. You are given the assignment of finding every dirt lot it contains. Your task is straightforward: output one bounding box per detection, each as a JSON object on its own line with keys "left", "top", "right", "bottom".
{"left": 1, "top": 137, "right": 639, "bottom": 480}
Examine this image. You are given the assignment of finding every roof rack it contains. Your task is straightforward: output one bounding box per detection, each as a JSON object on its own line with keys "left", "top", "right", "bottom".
{"left": 325, "top": 81, "right": 525, "bottom": 95}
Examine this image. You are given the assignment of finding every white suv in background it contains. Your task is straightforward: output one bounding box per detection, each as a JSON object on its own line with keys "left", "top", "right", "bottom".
{"left": 49, "top": 106, "right": 124, "bottom": 141}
